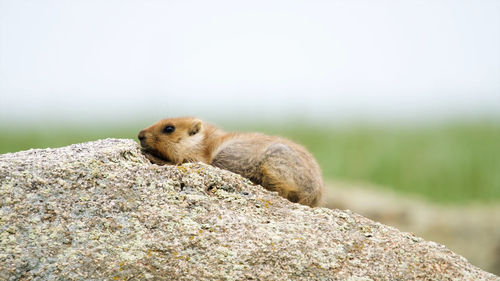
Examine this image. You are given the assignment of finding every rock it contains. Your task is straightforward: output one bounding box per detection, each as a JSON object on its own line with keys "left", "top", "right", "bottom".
{"left": 0, "top": 139, "right": 497, "bottom": 280}
{"left": 323, "top": 181, "right": 500, "bottom": 275}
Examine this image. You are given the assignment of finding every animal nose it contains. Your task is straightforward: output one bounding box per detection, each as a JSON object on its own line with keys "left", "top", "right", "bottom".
{"left": 138, "top": 130, "right": 146, "bottom": 141}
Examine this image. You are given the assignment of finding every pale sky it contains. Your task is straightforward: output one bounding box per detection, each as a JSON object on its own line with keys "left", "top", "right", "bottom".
{"left": 0, "top": 0, "right": 499, "bottom": 125}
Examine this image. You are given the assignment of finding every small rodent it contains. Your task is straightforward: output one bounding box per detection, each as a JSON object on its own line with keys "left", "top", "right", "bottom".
{"left": 138, "top": 117, "right": 324, "bottom": 207}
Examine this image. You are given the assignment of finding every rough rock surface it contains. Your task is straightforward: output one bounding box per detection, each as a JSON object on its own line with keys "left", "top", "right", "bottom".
{"left": 0, "top": 139, "right": 497, "bottom": 281}
{"left": 324, "top": 181, "right": 500, "bottom": 275}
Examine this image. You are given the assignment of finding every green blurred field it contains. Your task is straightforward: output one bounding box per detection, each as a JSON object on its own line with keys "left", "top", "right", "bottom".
{"left": 1, "top": 122, "right": 499, "bottom": 204}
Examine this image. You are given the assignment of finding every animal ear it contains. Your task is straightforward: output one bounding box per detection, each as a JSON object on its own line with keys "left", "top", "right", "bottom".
{"left": 189, "top": 119, "right": 202, "bottom": 136}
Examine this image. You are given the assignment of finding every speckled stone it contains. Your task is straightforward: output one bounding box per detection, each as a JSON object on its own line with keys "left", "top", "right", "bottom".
{"left": 0, "top": 139, "right": 498, "bottom": 280}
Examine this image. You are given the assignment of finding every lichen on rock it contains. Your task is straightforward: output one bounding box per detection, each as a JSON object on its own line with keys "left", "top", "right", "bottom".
{"left": 0, "top": 139, "right": 498, "bottom": 280}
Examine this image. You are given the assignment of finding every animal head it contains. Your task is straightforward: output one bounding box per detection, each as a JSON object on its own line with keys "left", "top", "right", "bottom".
{"left": 138, "top": 117, "right": 204, "bottom": 164}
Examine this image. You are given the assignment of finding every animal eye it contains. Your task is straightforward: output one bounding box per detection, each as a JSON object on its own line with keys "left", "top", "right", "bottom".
{"left": 163, "top": 125, "right": 175, "bottom": 134}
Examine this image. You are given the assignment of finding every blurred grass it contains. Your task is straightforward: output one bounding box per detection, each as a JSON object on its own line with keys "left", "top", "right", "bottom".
{"left": 1, "top": 122, "right": 499, "bottom": 204}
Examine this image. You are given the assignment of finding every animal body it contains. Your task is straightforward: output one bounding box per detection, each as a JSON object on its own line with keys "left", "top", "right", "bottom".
{"left": 138, "top": 117, "right": 323, "bottom": 207}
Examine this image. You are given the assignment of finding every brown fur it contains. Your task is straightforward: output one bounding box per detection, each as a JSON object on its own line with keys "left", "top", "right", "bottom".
{"left": 138, "top": 117, "right": 324, "bottom": 207}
